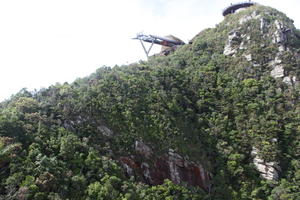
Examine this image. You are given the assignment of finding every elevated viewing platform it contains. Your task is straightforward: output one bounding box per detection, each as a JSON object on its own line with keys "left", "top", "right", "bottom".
{"left": 223, "top": 1, "right": 256, "bottom": 16}
{"left": 133, "top": 33, "right": 185, "bottom": 58}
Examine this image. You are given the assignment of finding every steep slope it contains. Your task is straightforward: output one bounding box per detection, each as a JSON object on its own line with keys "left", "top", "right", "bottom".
{"left": 0, "top": 4, "right": 300, "bottom": 200}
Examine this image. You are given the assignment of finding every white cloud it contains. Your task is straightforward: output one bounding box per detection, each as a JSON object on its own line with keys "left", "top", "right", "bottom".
{"left": 0, "top": 0, "right": 299, "bottom": 101}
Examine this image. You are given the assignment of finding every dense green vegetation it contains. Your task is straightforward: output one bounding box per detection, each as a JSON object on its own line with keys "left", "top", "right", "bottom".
{"left": 0, "top": 5, "right": 300, "bottom": 200}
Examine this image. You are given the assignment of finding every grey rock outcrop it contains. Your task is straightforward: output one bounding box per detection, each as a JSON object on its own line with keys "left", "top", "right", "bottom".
{"left": 268, "top": 52, "right": 299, "bottom": 85}
{"left": 244, "top": 54, "right": 252, "bottom": 61}
{"left": 251, "top": 147, "right": 280, "bottom": 181}
{"left": 283, "top": 76, "right": 297, "bottom": 85}
{"left": 231, "top": 10, "right": 297, "bottom": 86}
{"left": 223, "top": 10, "right": 293, "bottom": 60}
{"left": 168, "top": 149, "right": 184, "bottom": 184}
{"left": 135, "top": 140, "right": 153, "bottom": 159}
{"left": 272, "top": 20, "right": 289, "bottom": 52}
{"left": 97, "top": 125, "right": 114, "bottom": 137}
{"left": 260, "top": 18, "right": 268, "bottom": 34}
{"left": 270, "top": 65, "right": 285, "bottom": 78}
{"left": 239, "top": 11, "right": 261, "bottom": 25}
{"left": 224, "top": 31, "right": 242, "bottom": 56}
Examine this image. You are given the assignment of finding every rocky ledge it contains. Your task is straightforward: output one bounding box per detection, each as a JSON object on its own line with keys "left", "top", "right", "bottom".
{"left": 118, "top": 141, "right": 212, "bottom": 191}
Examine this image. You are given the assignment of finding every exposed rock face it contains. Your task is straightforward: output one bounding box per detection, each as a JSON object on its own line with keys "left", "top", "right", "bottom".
{"left": 251, "top": 147, "right": 280, "bottom": 180}
{"left": 223, "top": 9, "right": 298, "bottom": 86}
{"left": 168, "top": 149, "right": 182, "bottom": 184}
{"left": 119, "top": 157, "right": 137, "bottom": 177}
{"left": 272, "top": 20, "right": 290, "bottom": 52}
{"left": 223, "top": 10, "right": 261, "bottom": 56}
{"left": 97, "top": 125, "right": 114, "bottom": 137}
{"left": 225, "top": 11, "right": 290, "bottom": 57}
{"left": 135, "top": 140, "right": 152, "bottom": 159}
{"left": 260, "top": 18, "right": 268, "bottom": 34}
{"left": 268, "top": 53, "right": 299, "bottom": 85}
{"left": 224, "top": 31, "right": 242, "bottom": 56}
{"left": 283, "top": 76, "right": 297, "bottom": 85}
{"left": 239, "top": 10, "right": 261, "bottom": 25}
{"left": 270, "top": 65, "right": 285, "bottom": 78}
{"left": 119, "top": 142, "right": 211, "bottom": 191}
{"left": 244, "top": 54, "right": 252, "bottom": 61}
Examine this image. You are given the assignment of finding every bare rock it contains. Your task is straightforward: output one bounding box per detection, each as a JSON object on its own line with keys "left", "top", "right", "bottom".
{"left": 270, "top": 65, "right": 284, "bottom": 78}
{"left": 278, "top": 45, "right": 285, "bottom": 52}
{"left": 272, "top": 20, "right": 289, "bottom": 52}
{"left": 97, "top": 125, "right": 114, "bottom": 137}
{"left": 141, "top": 162, "right": 152, "bottom": 183}
{"left": 119, "top": 157, "right": 138, "bottom": 177}
{"left": 252, "top": 147, "right": 280, "bottom": 180}
{"left": 224, "top": 45, "right": 237, "bottom": 56}
{"left": 269, "top": 55, "right": 285, "bottom": 79}
{"left": 283, "top": 76, "right": 297, "bottom": 85}
{"left": 168, "top": 149, "right": 184, "bottom": 184}
{"left": 239, "top": 11, "right": 261, "bottom": 24}
{"left": 135, "top": 140, "right": 153, "bottom": 158}
{"left": 260, "top": 18, "right": 268, "bottom": 34}
{"left": 118, "top": 149, "right": 211, "bottom": 191}
{"left": 244, "top": 54, "right": 252, "bottom": 61}
{"left": 224, "top": 31, "right": 242, "bottom": 56}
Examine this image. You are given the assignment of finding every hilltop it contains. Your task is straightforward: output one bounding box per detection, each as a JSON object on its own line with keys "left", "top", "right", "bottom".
{"left": 0, "top": 4, "right": 300, "bottom": 200}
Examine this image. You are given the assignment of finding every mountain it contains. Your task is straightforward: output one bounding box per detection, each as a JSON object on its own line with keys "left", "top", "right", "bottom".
{"left": 0, "top": 4, "right": 300, "bottom": 200}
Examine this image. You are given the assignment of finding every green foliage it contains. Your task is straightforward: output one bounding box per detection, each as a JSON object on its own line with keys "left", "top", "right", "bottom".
{"left": 0, "top": 4, "right": 300, "bottom": 200}
{"left": 140, "top": 179, "right": 206, "bottom": 200}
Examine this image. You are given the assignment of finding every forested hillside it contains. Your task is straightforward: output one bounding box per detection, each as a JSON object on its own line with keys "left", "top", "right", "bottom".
{"left": 1, "top": 5, "right": 300, "bottom": 200}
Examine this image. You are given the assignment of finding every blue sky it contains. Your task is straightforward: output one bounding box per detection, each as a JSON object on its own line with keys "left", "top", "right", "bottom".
{"left": 0, "top": 0, "right": 299, "bottom": 101}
